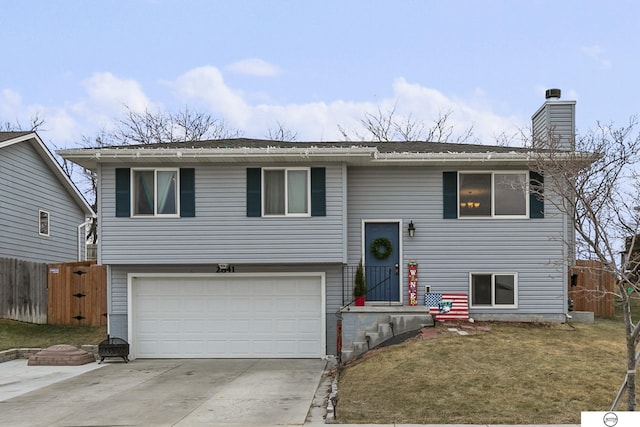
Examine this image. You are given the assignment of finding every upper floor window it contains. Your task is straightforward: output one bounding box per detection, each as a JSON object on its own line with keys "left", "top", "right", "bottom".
{"left": 263, "top": 168, "right": 310, "bottom": 216}
{"left": 38, "top": 209, "right": 49, "bottom": 236}
{"left": 459, "top": 172, "right": 528, "bottom": 218}
{"left": 133, "top": 169, "right": 178, "bottom": 217}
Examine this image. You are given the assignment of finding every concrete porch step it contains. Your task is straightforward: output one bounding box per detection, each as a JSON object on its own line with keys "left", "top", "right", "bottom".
{"left": 341, "top": 312, "right": 434, "bottom": 362}
{"left": 390, "top": 313, "right": 435, "bottom": 334}
{"left": 365, "top": 322, "right": 393, "bottom": 349}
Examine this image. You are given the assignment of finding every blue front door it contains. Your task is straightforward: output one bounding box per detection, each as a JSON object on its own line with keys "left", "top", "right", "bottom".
{"left": 364, "top": 222, "right": 400, "bottom": 302}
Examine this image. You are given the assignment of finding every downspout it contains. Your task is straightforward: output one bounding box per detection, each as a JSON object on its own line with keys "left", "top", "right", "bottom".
{"left": 77, "top": 219, "right": 92, "bottom": 261}
{"left": 342, "top": 162, "right": 348, "bottom": 264}
{"left": 564, "top": 203, "right": 571, "bottom": 321}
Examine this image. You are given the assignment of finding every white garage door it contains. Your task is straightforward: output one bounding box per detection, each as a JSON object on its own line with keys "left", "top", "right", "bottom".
{"left": 130, "top": 274, "right": 324, "bottom": 358}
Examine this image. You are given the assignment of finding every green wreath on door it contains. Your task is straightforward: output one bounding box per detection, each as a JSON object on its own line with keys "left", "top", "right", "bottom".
{"left": 370, "top": 237, "right": 393, "bottom": 260}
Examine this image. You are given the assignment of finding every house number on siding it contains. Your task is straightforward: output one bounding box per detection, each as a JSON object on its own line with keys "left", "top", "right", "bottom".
{"left": 217, "top": 264, "right": 235, "bottom": 273}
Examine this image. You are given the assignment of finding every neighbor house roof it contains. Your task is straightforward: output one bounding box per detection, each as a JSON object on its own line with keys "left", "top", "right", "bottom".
{"left": 0, "top": 132, "right": 95, "bottom": 217}
{"left": 0, "top": 131, "right": 32, "bottom": 142}
{"left": 59, "top": 138, "right": 560, "bottom": 170}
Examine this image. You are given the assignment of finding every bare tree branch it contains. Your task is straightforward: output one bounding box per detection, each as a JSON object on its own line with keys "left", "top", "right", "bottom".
{"left": 1, "top": 113, "right": 45, "bottom": 132}
{"left": 266, "top": 121, "right": 297, "bottom": 141}
{"left": 110, "top": 106, "right": 241, "bottom": 145}
{"left": 339, "top": 104, "right": 475, "bottom": 143}
{"left": 527, "top": 116, "right": 640, "bottom": 410}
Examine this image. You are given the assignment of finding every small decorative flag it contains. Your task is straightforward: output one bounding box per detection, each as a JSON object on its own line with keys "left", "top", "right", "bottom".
{"left": 425, "top": 293, "right": 469, "bottom": 321}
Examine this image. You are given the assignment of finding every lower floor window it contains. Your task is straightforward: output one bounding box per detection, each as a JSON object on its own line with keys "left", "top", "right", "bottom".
{"left": 470, "top": 273, "right": 517, "bottom": 308}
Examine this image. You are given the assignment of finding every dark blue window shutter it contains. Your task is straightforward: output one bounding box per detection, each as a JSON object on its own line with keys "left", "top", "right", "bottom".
{"left": 443, "top": 171, "right": 458, "bottom": 219}
{"left": 115, "top": 168, "right": 130, "bottom": 217}
{"left": 247, "top": 168, "right": 262, "bottom": 217}
{"left": 311, "top": 167, "right": 326, "bottom": 217}
{"left": 530, "top": 171, "right": 544, "bottom": 218}
{"left": 180, "top": 168, "right": 195, "bottom": 217}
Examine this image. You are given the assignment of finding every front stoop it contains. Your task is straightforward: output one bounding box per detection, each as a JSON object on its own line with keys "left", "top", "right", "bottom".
{"left": 340, "top": 307, "right": 434, "bottom": 363}
{"left": 389, "top": 313, "right": 435, "bottom": 334}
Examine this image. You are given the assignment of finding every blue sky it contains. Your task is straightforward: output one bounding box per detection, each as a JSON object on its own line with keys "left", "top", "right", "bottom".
{"left": 1, "top": 0, "right": 638, "bottom": 147}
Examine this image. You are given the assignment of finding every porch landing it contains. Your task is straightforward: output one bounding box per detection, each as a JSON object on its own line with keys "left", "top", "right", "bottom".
{"left": 339, "top": 306, "right": 434, "bottom": 362}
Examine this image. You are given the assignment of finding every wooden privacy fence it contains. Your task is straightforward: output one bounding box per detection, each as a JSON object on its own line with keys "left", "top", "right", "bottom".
{"left": 0, "top": 257, "right": 48, "bottom": 324}
{"left": 569, "top": 260, "right": 615, "bottom": 317}
{"left": 47, "top": 261, "right": 107, "bottom": 326}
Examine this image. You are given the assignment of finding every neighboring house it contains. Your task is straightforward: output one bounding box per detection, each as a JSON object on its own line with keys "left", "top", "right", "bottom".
{"left": 0, "top": 132, "right": 95, "bottom": 264}
{"left": 59, "top": 91, "right": 577, "bottom": 360}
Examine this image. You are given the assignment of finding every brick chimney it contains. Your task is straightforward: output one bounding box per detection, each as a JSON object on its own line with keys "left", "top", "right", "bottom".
{"left": 531, "top": 88, "right": 576, "bottom": 150}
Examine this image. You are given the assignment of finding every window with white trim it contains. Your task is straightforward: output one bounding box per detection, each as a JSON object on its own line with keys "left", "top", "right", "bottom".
{"left": 38, "top": 209, "right": 50, "bottom": 236}
{"left": 470, "top": 273, "right": 517, "bottom": 308}
{"left": 132, "top": 169, "right": 179, "bottom": 216}
{"left": 263, "top": 168, "right": 310, "bottom": 216}
{"left": 459, "top": 172, "right": 528, "bottom": 218}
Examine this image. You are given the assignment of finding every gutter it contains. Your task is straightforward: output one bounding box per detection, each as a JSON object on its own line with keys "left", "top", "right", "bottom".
{"left": 58, "top": 145, "right": 587, "bottom": 169}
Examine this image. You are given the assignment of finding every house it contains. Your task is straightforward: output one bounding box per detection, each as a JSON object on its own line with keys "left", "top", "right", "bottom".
{"left": 0, "top": 131, "right": 95, "bottom": 264}
{"left": 58, "top": 91, "right": 577, "bottom": 361}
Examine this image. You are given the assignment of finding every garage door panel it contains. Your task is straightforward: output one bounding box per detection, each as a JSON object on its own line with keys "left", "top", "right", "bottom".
{"left": 183, "top": 320, "right": 205, "bottom": 333}
{"left": 231, "top": 320, "right": 250, "bottom": 333}
{"left": 254, "top": 320, "right": 275, "bottom": 333}
{"left": 183, "top": 341, "right": 206, "bottom": 355}
{"left": 254, "top": 298, "right": 275, "bottom": 311}
{"left": 132, "top": 275, "right": 323, "bottom": 358}
{"left": 298, "top": 297, "right": 321, "bottom": 311}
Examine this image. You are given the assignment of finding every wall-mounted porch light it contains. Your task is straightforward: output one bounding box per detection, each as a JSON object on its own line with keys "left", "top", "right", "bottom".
{"left": 408, "top": 221, "right": 416, "bottom": 238}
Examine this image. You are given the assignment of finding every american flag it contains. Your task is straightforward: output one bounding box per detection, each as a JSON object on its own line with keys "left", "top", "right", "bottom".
{"left": 425, "top": 293, "right": 469, "bottom": 321}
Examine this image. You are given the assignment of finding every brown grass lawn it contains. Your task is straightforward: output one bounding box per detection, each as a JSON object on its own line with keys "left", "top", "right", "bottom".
{"left": 337, "top": 316, "right": 638, "bottom": 424}
{"left": 0, "top": 319, "right": 106, "bottom": 351}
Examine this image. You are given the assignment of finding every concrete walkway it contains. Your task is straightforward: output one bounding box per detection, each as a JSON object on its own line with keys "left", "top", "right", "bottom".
{"left": 0, "top": 358, "right": 326, "bottom": 427}
{"left": 0, "top": 359, "right": 104, "bottom": 401}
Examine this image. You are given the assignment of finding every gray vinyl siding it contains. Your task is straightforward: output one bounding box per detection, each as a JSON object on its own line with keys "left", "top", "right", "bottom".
{"left": 107, "top": 263, "right": 343, "bottom": 355}
{"left": 102, "top": 159, "right": 570, "bottom": 350}
{"left": 532, "top": 101, "right": 576, "bottom": 150}
{"left": 99, "top": 164, "right": 345, "bottom": 264}
{"left": 347, "top": 166, "right": 568, "bottom": 316}
{"left": 0, "top": 141, "right": 85, "bottom": 263}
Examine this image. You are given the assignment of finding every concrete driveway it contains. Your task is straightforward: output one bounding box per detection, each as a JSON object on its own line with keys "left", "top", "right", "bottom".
{"left": 0, "top": 358, "right": 328, "bottom": 427}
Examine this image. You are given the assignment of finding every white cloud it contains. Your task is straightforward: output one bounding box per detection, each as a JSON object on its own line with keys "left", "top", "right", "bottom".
{"left": 0, "top": 88, "right": 22, "bottom": 113}
{"left": 38, "top": 106, "right": 79, "bottom": 144}
{"left": 582, "top": 44, "right": 612, "bottom": 69}
{"left": 172, "top": 68, "right": 526, "bottom": 143}
{"left": 59, "top": 72, "right": 157, "bottom": 140}
{"left": 173, "top": 66, "right": 252, "bottom": 126}
{"left": 0, "top": 90, "right": 76, "bottom": 140}
{"left": 1, "top": 73, "right": 154, "bottom": 145}
{"left": 2, "top": 67, "right": 528, "bottom": 148}
{"left": 226, "top": 58, "right": 281, "bottom": 77}
{"left": 0, "top": 88, "right": 30, "bottom": 126}
{"left": 80, "top": 72, "right": 151, "bottom": 115}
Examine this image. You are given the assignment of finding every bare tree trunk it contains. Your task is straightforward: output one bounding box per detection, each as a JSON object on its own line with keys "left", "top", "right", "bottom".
{"left": 621, "top": 285, "right": 637, "bottom": 410}
{"left": 627, "top": 338, "right": 637, "bottom": 411}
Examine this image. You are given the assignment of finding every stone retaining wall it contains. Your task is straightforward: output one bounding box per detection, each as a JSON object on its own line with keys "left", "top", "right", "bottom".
{"left": 0, "top": 345, "right": 98, "bottom": 363}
